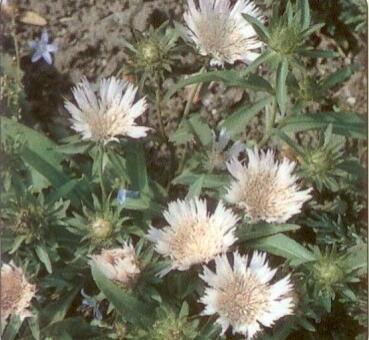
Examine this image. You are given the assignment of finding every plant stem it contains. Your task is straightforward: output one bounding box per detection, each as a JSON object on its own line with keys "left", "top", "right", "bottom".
{"left": 99, "top": 144, "right": 107, "bottom": 203}
{"left": 258, "top": 98, "right": 277, "bottom": 148}
{"left": 176, "top": 65, "right": 207, "bottom": 175}
{"left": 154, "top": 75, "right": 167, "bottom": 140}
{"left": 11, "top": 11, "right": 21, "bottom": 84}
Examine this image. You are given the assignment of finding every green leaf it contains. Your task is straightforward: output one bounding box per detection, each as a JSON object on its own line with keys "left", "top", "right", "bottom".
{"left": 125, "top": 142, "right": 150, "bottom": 194}
{"left": 20, "top": 318, "right": 103, "bottom": 340}
{"left": 165, "top": 70, "right": 273, "bottom": 100}
{"left": 280, "top": 112, "right": 367, "bottom": 139}
{"left": 221, "top": 96, "right": 273, "bottom": 137}
{"left": 301, "top": 23, "right": 325, "bottom": 38}
{"left": 39, "top": 288, "right": 80, "bottom": 326}
{"left": 296, "top": 48, "right": 338, "bottom": 58}
{"left": 91, "top": 264, "right": 154, "bottom": 327}
{"left": 344, "top": 241, "right": 368, "bottom": 276}
{"left": 173, "top": 171, "right": 229, "bottom": 189}
{"left": 247, "top": 234, "right": 316, "bottom": 265}
{"left": 170, "top": 114, "right": 213, "bottom": 146}
{"left": 2, "top": 314, "right": 22, "bottom": 340}
{"left": 276, "top": 59, "right": 289, "bottom": 115}
{"left": 27, "top": 317, "right": 40, "bottom": 340}
{"left": 240, "top": 49, "right": 274, "bottom": 76}
{"left": 320, "top": 65, "right": 358, "bottom": 91}
{"left": 299, "top": 0, "right": 310, "bottom": 30}
{"left": 186, "top": 175, "right": 205, "bottom": 199}
{"left": 35, "top": 244, "right": 52, "bottom": 273}
{"left": 242, "top": 13, "right": 270, "bottom": 42}
{"left": 237, "top": 223, "right": 300, "bottom": 242}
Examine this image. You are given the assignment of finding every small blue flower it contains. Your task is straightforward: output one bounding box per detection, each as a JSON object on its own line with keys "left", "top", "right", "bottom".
{"left": 117, "top": 188, "right": 139, "bottom": 205}
{"left": 80, "top": 289, "right": 102, "bottom": 321}
{"left": 28, "top": 29, "right": 57, "bottom": 65}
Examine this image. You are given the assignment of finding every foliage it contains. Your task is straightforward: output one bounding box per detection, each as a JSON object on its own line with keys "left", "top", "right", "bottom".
{"left": 0, "top": 0, "right": 367, "bottom": 339}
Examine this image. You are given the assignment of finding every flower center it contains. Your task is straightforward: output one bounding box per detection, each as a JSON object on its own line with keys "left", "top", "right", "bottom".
{"left": 2, "top": 270, "right": 23, "bottom": 313}
{"left": 216, "top": 273, "right": 268, "bottom": 325}
{"left": 169, "top": 220, "right": 220, "bottom": 267}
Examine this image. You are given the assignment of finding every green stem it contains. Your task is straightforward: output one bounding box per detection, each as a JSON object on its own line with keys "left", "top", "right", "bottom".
{"left": 258, "top": 98, "right": 277, "bottom": 148}
{"left": 99, "top": 144, "right": 107, "bottom": 203}
{"left": 11, "top": 11, "right": 21, "bottom": 84}
{"left": 155, "top": 75, "right": 167, "bottom": 140}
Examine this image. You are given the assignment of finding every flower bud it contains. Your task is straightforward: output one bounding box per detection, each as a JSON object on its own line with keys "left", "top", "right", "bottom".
{"left": 90, "top": 217, "right": 112, "bottom": 240}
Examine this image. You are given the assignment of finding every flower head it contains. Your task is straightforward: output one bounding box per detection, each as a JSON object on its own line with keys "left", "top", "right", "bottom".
{"left": 147, "top": 198, "right": 239, "bottom": 275}
{"left": 90, "top": 242, "right": 140, "bottom": 287}
{"left": 200, "top": 251, "right": 294, "bottom": 339}
{"left": 1, "top": 262, "right": 36, "bottom": 324}
{"left": 28, "top": 29, "right": 57, "bottom": 64}
{"left": 209, "top": 128, "right": 244, "bottom": 170}
{"left": 184, "top": 0, "right": 263, "bottom": 66}
{"left": 64, "top": 76, "right": 150, "bottom": 144}
{"left": 226, "top": 148, "right": 312, "bottom": 223}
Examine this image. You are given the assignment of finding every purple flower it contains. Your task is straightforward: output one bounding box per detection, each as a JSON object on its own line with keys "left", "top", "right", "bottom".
{"left": 28, "top": 29, "right": 57, "bottom": 64}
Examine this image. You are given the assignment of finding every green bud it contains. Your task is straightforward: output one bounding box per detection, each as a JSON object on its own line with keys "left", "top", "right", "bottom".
{"left": 138, "top": 40, "right": 161, "bottom": 66}
{"left": 269, "top": 23, "right": 301, "bottom": 56}
{"left": 314, "top": 256, "right": 345, "bottom": 290}
{"left": 90, "top": 217, "right": 112, "bottom": 240}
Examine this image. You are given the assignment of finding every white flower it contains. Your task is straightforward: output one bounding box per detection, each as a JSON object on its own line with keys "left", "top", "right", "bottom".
{"left": 226, "top": 148, "right": 312, "bottom": 223}
{"left": 146, "top": 198, "right": 239, "bottom": 275}
{"left": 1, "top": 262, "right": 36, "bottom": 325}
{"left": 90, "top": 242, "right": 140, "bottom": 287}
{"left": 200, "top": 251, "right": 294, "bottom": 339}
{"left": 64, "top": 76, "right": 150, "bottom": 144}
{"left": 210, "top": 128, "right": 244, "bottom": 170}
{"left": 184, "top": 0, "right": 263, "bottom": 66}
{"left": 28, "top": 29, "right": 57, "bottom": 64}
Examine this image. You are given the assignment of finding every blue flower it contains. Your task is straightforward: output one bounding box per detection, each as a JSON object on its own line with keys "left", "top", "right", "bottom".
{"left": 117, "top": 188, "right": 139, "bottom": 205}
{"left": 28, "top": 29, "right": 57, "bottom": 64}
{"left": 80, "top": 289, "right": 102, "bottom": 321}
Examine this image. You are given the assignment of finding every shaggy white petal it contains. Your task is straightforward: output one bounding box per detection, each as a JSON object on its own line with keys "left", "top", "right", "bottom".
{"left": 200, "top": 251, "right": 294, "bottom": 339}
{"left": 90, "top": 242, "right": 140, "bottom": 287}
{"left": 184, "top": 0, "right": 263, "bottom": 66}
{"left": 65, "top": 76, "right": 150, "bottom": 144}
{"left": 147, "top": 197, "right": 239, "bottom": 274}
{"left": 226, "top": 147, "right": 312, "bottom": 223}
{"left": 1, "top": 262, "right": 36, "bottom": 325}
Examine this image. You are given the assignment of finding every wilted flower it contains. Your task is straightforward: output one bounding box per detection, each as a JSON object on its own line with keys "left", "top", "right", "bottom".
{"left": 146, "top": 198, "right": 239, "bottom": 275}
{"left": 184, "top": 0, "right": 263, "bottom": 66}
{"left": 209, "top": 128, "right": 244, "bottom": 170}
{"left": 1, "top": 262, "right": 36, "bottom": 324}
{"left": 64, "top": 77, "right": 150, "bottom": 144}
{"left": 226, "top": 148, "right": 312, "bottom": 223}
{"left": 200, "top": 251, "right": 294, "bottom": 339}
{"left": 90, "top": 242, "right": 140, "bottom": 287}
{"left": 28, "top": 29, "right": 57, "bottom": 64}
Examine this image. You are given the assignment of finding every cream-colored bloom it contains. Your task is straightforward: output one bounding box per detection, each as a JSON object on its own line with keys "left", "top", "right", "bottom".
{"left": 65, "top": 76, "right": 150, "bottom": 144}
{"left": 90, "top": 242, "right": 140, "bottom": 287}
{"left": 146, "top": 198, "right": 239, "bottom": 275}
{"left": 200, "top": 251, "right": 294, "bottom": 339}
{"left": 1, "top": 262, "right": 36, "bottom": 324}
{"left": 226, "top": 148, "right": 312, "bottom": 223}
{"left": 184, "top": 0, "right": 263, "bottom": 66}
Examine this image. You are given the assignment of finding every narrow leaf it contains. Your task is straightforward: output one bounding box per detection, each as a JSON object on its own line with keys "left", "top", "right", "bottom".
{"left": 247, "top": 234, "right": 316, "bottom": 265}
{"left": 280, "top": 112, "right": 367, "bottom": 139}
{"left": 237, "top": 223, "right": 300, "bottom": 242}
{"left": 186, "top": 175, "right": 205, "bottom": 199}
{"left": 35, "top": 245, "right": 52, "bottom": 273}
{"left": 242, "top": 13, "right": 270, "bottom": 41}
{"left": 276, "top": 59, "right": 289, "bottom": 115}
{"left": 221, "top": 96, "right": 273, "bottom": 137}
{"left": 91, "top": 264, "right": 154, "bottom": 327}
{"left": 299, "top": 0, "right": 310, "bottom": 30}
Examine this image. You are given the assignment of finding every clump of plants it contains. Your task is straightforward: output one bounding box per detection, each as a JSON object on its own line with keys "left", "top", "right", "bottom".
{"left": 1, "top": 0, "right": 367, "bottom": 339}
